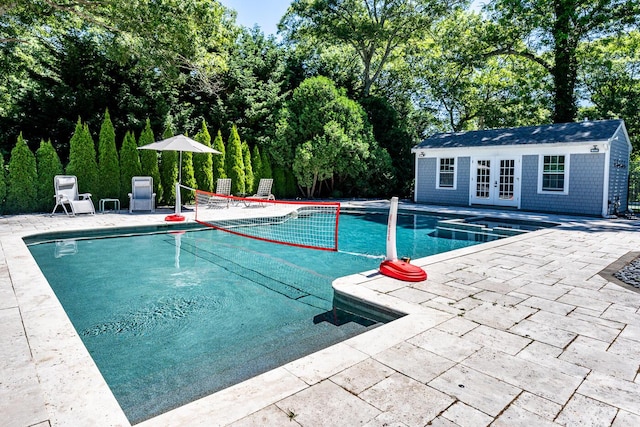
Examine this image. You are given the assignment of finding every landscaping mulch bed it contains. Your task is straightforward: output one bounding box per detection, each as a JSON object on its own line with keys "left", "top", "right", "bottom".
{"left": 599, "top": 252, "right": 640, "bottom": 293}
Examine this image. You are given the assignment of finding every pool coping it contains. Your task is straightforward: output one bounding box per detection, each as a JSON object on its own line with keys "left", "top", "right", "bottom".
{"left": 3, "top": 201, "right": 640, "bottom": 426}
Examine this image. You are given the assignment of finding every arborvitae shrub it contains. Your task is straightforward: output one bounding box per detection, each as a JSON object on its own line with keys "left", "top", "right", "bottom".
{"left": 225, "top": 125, "right": 245, "bottom": 194}
{"left": 242, "top": 141, "right": 254, "bottom": 194}
{"left": 261, "top": 150, "right": 273, "bottom": 179}
{"left": 251, "top": 145, "right": 263, "bottom": 185}
{"left": 139, "top": 118, "right": 162, "bottom": 202}
{"left": 97, "top": 109, "right": 120, "bottom": 200}
{"left": 0, "top": 154, "right": 6, "bottom": 213}
{"left": 194, "top": 121, "right": 214, "bottom": 192}
{"left": 119, "top": 130, "right": 141, "bottom": 204}
{"left": 273, "top": 165, "right": 286, "bottom": 198}
{"left": 35, "top": 140, "right": 63, "bottom": 212}
{"left": 180, "top": 149, "right": 196, "bottom": 203}
{"left": 285, "top": 168, "right": 298, "bottom": 198}
{"left": 6, "top": 133, "right": 38, "bottom": 213}
{"left": 212, "top": 130, "right": 226, "bottom": 181}
{"left": 159, "top": 126, "right": 178, "bottom": 205}
{"left": 66, "top": 119, "right": 98, "bottom": 197}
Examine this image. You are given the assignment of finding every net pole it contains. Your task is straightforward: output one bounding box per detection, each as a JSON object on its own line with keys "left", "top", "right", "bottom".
{"left": 334, "top": 204, "right": 340, "bottom": 251}
{"left": 385, "top": 197, "right": 399, "bottom": 261}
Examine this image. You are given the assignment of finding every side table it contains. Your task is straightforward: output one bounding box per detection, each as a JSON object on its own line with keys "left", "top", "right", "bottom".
{"left": 99, "top": 198, "right": 120, "bottom": 213}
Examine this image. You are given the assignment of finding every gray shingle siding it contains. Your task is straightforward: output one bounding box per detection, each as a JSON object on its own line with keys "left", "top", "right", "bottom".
{"left": 608, "top": 126, "right": 630, "bottom": 213}
{"left": 415, "top": 157, "right": 469, "bottom": 205}
{"left": 520, "top": 154, "right": 605, "bottom": 216}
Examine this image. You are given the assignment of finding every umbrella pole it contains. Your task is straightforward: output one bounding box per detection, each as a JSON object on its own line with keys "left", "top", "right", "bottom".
{"left": 176, "top": 151, "right": 182, "bottom": 215}
{"left": 166, "top": 151, "right": 186, "bottom": 222}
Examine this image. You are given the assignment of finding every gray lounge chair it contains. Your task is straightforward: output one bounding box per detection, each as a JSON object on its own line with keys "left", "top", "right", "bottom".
{"left": 252, "top": 178, "right": 275, "bottom": 201}
{"left": 128, "top": 176, "right": 156, "bottom": 213}
{"left": 207, "top": 178, "right": 232, "bottom": 208}
{"left": 51, "top": 175, "right": 95, "bottom": 216}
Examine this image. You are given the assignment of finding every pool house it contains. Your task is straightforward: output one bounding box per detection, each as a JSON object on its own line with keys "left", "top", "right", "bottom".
{"left": 412, "top": 119, "right": 632, "bottom": 217}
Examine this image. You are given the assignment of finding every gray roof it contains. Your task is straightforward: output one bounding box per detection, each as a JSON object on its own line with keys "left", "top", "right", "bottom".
{"left": 415, "top": 119, "right": 624, "bottom": 150}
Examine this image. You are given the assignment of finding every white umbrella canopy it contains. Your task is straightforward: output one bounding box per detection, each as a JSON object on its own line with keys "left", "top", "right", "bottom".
{"left": 138, "top": 134, "right": 221, "bottom": 156}
{"left": 137, "top": 134, "right": 221, "bottom": 221}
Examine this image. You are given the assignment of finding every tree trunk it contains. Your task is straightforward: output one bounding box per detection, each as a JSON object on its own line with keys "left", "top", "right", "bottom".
{"left": 552, "top": 0, "right": 578, "bottom": 123}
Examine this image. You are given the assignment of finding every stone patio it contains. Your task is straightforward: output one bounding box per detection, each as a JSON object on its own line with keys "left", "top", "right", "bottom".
{"left": 1, "top": 202, "right": 639, "bottom": 426}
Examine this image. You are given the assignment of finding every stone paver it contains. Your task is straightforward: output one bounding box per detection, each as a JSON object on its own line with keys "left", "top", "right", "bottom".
{"left": 373, "top": 341, "right": 455, "bottom": 383}
{"left": 2, "top": 204, "right": 640, "bottom": 426}
{"left": 463, "top": 348, "right": 583, "bottom": 405}
{"left": 560, "top": 337, "right": 639, "bottom": 381}
{"left": 359, "top": 373, "right": 454, "bottom": 426}
{"left": 429, "top": 365, "right": 521, "bottom": 416}
{"left": 441, "top": 401, "right": 493, "bottom": 427}
{"left": 555, "top": 394, "right": 618, "bottom": 427}
{"left": 276, "top": 380, "right": 380, "bottom": 427}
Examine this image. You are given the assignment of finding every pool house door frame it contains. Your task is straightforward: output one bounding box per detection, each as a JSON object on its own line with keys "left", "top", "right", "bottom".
{"left": 469, "top": 156, "right": 521, "bottom": 208}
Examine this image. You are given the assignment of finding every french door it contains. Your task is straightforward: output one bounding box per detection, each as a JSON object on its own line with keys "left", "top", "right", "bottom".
{"left": 470, "top": 157, "right": 521, "bottom": 207}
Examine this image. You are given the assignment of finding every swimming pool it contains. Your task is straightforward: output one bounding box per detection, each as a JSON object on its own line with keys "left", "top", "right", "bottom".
{"left": 27, "top": 211, "right": 481, "bottom": 423}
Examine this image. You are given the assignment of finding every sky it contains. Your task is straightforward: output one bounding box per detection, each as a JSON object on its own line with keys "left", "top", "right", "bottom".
{"left": 221, "top": 0, "right": 292, "bottom": 36}
{"left": 220, "top": 1, "right": 486, "bottom": 37}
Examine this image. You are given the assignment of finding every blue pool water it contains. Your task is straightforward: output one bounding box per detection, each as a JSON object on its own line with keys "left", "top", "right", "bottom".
{"left": 27, "top": 211, "right": 479, "bottom": 423}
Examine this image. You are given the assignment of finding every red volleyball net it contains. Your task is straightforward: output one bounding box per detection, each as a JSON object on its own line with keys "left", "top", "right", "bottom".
{"left": 194, "top": 190, "right": 340, "bottom": 251}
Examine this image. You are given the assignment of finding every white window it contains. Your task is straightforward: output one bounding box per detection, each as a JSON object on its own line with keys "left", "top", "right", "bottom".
{"left": 538, "top": 155, "right": 569, "bottom": 194}
{"left": 437, "top": 157, "right": 456, "bottom": 189}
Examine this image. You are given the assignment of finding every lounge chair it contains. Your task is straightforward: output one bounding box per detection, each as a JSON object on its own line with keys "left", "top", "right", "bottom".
{"left": 207, "top": 178, "right": 232, "bottom": 208}
{"left": 128, "top": 176, "right": 156, "bottom": 213}
{"left": 51, "top": 175, "right": 95, "bottom": 216}
{"left": 253, "top": 178, "right": 275, "bottom": 201}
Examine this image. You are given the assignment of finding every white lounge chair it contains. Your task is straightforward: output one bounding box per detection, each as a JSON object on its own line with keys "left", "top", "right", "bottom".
{"left": 253, "top": 178, "right": 275, "bottom": 201}
{"left": 128, "top": 176, "right": 156, "bottom": 213}
{"left": 51, "top": 175, "right": 95, "bottom": 216}
{"left": 207, "top": 178, "right": 232, "bottom": 208}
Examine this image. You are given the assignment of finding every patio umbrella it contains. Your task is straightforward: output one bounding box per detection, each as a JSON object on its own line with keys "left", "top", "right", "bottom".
{"left": 138, "top": 134, "right": 221, "bottom": 221}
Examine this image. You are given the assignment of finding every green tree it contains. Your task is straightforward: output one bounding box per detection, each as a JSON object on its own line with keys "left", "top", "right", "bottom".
{"left": 282, "top": 0, "right": 460, "bottom": 97}
{"left": 194, "top": 120, "right": 214, "bottom": 192}
{"left": 251, "top": 145, "right": 263, "bottom": 184}
{"left": 285, "top": 169, "right": 298, "bottom": 198}
{"left": 212, "top": 129, "right": 226, "bottom": 181}
{"left": 242, "top": 141, "right": 254, "bottom": 194}
{"left": 180, "top": 148, "right": 197, "bottom": 204}
{"left": 578, "top": 31, "right": 640, "bottom": 150}
{"left": 97, "top": 109, "right": 120, "bottom": 200}
{"left": 275, "top": 76, "right": 381, "bottom": 197}
{"left": 159, "top": 125, "right": 178, "bottom": 205}
{"left": 260, "top": 149, "right": 273, "bottom": 181}
{"left": 5, "top": 133, "right": 37, "bottom": 213}
{"left": 273, "top": 165, "right": 286, "bottom": 198}
{"left": 221, "top": 28, "right": 287, "bottom": 147}
{"left": 0, "top": 154, "right": 5, "bottom": 213}
{"left": 66, "top": 119, "right": 98, "bottom": 198}
{"left": 225, "top": 125, "right": 245, "bottom": 194}
{"left": 35, "top": 139, "right": 64, "bottom": 212}
{"left": 119, "top": 130, "right": 141, "bottom": 203}
{"left": 485, "top": 0, "right": 640, "bottom": 123}
{"left": 138, "top": 118, "right": 163, "bottom": 202}
{"left": 408, "top": 10, "right": 552, "bottom": 132}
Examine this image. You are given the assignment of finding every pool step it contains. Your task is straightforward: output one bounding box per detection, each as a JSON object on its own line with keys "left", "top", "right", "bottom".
{"left": 432, "top": 216, "right": 531, "bottom": 241}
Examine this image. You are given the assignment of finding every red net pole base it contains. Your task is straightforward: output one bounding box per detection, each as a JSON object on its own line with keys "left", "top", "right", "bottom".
{"left": 165, "top": 214, "right": 186, "bottom": 222}
{"left": 379, "top": 259, "right": 427, "bottom": 282}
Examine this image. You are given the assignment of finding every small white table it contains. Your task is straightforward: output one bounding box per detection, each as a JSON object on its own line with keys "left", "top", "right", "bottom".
{"left": 99, "top": 198, "right": 120, "bottom": 213}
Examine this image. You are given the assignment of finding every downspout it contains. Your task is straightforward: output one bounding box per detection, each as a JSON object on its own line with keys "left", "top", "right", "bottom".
{"left": 413, "top": 151, "right": 420, "bottom": 203}
{"left": 602, "top": 142, "right": 611, "bottom": 217}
